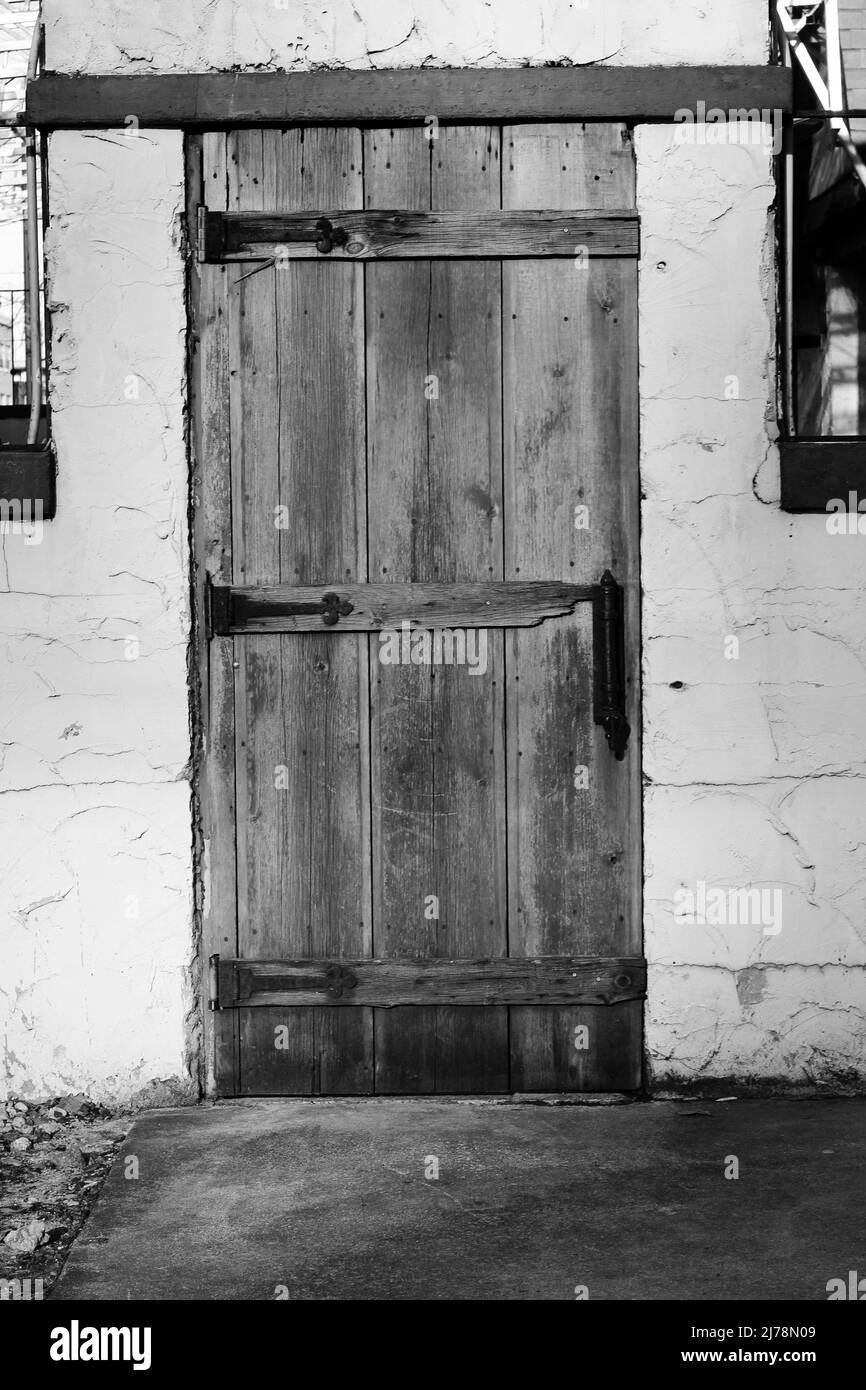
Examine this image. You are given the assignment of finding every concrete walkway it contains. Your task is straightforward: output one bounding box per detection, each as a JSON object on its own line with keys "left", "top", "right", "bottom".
{"left": 51, "top": 1097, "right": 865, "bottom": 1300}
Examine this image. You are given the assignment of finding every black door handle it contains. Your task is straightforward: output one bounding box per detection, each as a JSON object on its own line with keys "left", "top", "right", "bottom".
{"left": 593, "top": 570, "right": 630, "bottom": 760}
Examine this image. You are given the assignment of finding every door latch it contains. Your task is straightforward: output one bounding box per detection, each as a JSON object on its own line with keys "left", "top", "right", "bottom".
{"left": 314, "top": 217, "right": 349, "bottom": 254}
{"left": 279, "top": 591, "right": 354, "bottom": 626}
{"left": 207, "top": 582, "right": 354, "bottom": 635}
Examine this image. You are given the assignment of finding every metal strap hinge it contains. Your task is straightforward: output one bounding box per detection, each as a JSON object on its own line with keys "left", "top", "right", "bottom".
{"left": 205, "top": 572, "right": 630, "bottom": 758}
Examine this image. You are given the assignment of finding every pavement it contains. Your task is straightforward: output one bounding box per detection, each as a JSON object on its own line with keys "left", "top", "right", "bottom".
{"left": 50, "top": 1096, "right": 866, "bottom": 1301}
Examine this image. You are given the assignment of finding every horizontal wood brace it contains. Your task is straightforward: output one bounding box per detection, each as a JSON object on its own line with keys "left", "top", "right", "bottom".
{"left": 198, "top": 208, "right": 639, "bottom": 261}
{"left": 207, "top": 580, "right": 598, "bottom": 635}
{"left": 25, "top": 66, "right": 793, "bottom": 128}
{"left": 211, "top": 955, "right": 647, "bottom": 1008}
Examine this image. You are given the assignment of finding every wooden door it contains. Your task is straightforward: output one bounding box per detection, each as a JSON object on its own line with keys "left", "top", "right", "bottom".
{"left": 189, "top": 122, "right": 643, "bottom": 1096}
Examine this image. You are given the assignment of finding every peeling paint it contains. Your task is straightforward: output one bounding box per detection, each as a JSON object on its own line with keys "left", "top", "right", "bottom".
{"left": 735, "top": 966, "right": 769, "bottom": 1011}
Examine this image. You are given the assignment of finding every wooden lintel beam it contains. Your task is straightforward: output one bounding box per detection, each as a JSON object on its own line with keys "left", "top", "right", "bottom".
{"left": 26, "top": 65, "right": 793, "bottom": 129}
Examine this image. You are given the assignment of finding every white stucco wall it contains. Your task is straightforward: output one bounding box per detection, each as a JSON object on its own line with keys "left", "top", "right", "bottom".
{"left": 3, "top": 0, "right": 863, "bottom": 1101}
{"left": 0, "top": 130, "right": 193, "bottom": 1104}
{"left": 637, "top": 129, "right": 866, "bottom": 1088}
{"left": 43, "top": 0, "right": 768, "bottom": 73}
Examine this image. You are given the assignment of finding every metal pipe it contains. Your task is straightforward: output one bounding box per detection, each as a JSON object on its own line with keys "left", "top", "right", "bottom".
{"left": 825, "top": 0, "right": 843, "bottom": 114}
{"left": 782, "top": 25, "right": 796, "bottom": 435}
{"left": 25, "top": 9, "right": 41, "bottom": 445}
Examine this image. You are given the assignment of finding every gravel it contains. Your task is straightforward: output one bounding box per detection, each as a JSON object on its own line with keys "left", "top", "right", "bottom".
{"left": 0, "top": 1094, "right": 130, "bottom": 1295}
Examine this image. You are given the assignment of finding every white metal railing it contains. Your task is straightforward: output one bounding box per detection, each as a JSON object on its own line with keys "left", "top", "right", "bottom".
{"left": 775, "top": 1, "right": 866, "bottom": 191}
{"left": 775, "top": 1, "right": 866, "bottom": 435}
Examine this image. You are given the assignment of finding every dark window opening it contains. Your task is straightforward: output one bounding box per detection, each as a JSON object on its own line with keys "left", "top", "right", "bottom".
{"left": 780, "top": 2, "right": 866, "bottom": 438}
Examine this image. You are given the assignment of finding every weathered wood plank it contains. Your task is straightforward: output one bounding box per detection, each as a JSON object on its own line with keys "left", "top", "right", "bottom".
{"left": 210, "top": 579, "right": 596, "bottom": 633}
{"left": 423, "top": 125, "right": 509, "bottom": 1093}
{"left": 231, "top": 129, "right": 373, "bottom": 1096}
{"left": 217, "top": 956, "right": 646, "bottom": 1008}
{"left": 365, "top": 128, "right": 442, "bottom": 1094}
{"left": 189, "top": 131, "right": 240, "bottom": 1097}
{"left": 201, "top": 208, "right": 639, "bottom": 261}
{"left": 503, "top": 123, "right": 642, "bottom": 1091}
{"left": 228, "top": 128, "right": 281, "bottom": 987}
{"left": 366, "top": 125, "right": 510, "bottom": 1094}
{"left": 26, "top": 66, "right": 793, "bottom": 128}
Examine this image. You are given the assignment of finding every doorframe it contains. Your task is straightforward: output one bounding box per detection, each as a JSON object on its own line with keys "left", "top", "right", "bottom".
{"left": 186, "top": 133, "right": 240, "bottom": 1097}
{"left": 184, "top": 115, "right": 646, "bottom": 1099}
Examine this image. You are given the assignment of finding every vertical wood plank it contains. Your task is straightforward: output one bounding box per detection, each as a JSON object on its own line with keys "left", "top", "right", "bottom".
{"left": 229, "top": 128, "right": 281, "bottom": 971}
{"left": 189, "top": 131, "right": 239, "bottom": 1095}
{"left": 366, "top": 125, "right": 509, "bottom": 1092}
{"left": 502, "top": 124, "right": 642, "bottom": 1091}
{"left": 226, "top": 128, "right": 290, "bottom": 1091}
{"left": 234, "top": 128, "right": 373, "bottom": 1094}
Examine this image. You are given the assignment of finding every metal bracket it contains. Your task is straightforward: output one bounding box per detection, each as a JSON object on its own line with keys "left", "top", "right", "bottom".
{"left": 592, "top": 569, "right": 630, "bottom": 761}
{"left": 197, "top": 206, "right": 353, "bottom": 260}
{"left": 206, "top": 579, "right": 354, "bottom": 635}
{"left": 206, "top": 573, "right": 629, "bottom": 758}
{"left": 197, "top": 206, "right": 225, "bottom": 261}
{"left": 205, "top": 577, "right": 232, "bottom": 639}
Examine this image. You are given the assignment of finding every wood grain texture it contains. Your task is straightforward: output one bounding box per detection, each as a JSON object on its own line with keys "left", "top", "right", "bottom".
{"left": 502, "top": 123, "right": 642, "bottom": 1090}
{"left": 230, "top": 129, "right": 373, "bottom": 1095}
{"left": 216, "top": 956, "right": 646, "bottom": 1008}
{"left": 366, "top": 125, "right": 509, "bottom": 1093}
{"left": 204, "top": 208, "right": 639, "bottom": 260}
{"left": 27, "top": 67, "right": 793, "bottom": 128}
{"left": 194, "top": 122, "right": 643, "bottom": 1097}
{"left": 210, "top": 580, "right": 596, "bottom": 633}
{"left": 189, "top": 132, "right": 240, "bottom": 1096}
